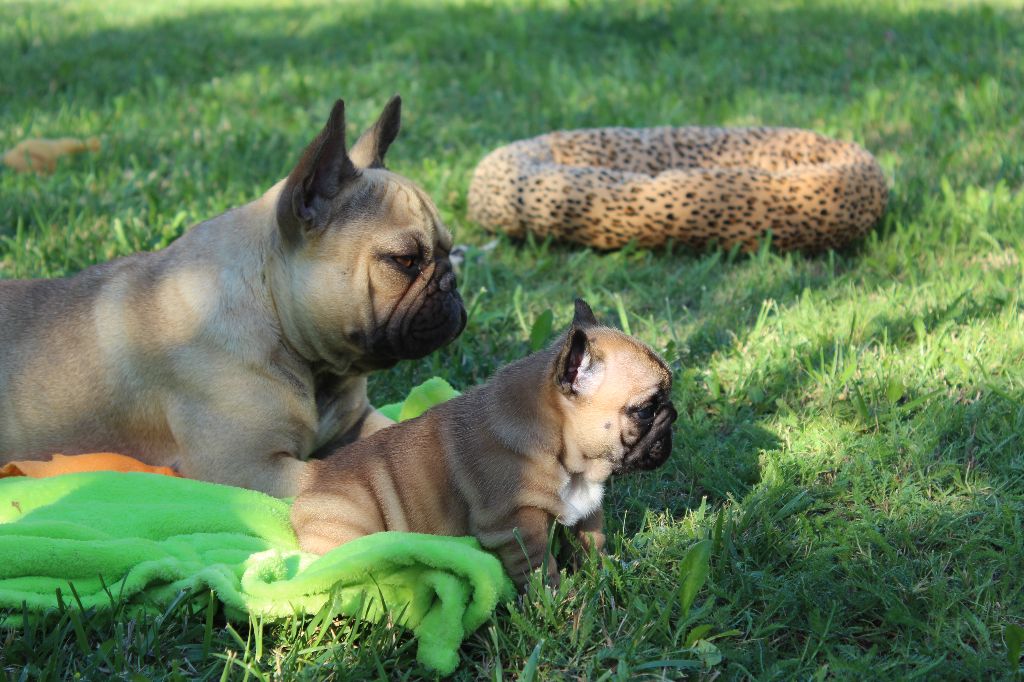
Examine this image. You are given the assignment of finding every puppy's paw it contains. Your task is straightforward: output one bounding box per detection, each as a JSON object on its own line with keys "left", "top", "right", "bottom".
{"left": 576, "top": 529, "right": 606, "bottom": 555}
{"left": 516, "top": 569, "right": 562, "bottom": 600}
{"left": 512, "top": 554, "right": 561, "bottom": 595}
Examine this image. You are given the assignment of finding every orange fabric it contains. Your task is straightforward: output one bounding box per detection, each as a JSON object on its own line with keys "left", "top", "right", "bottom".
{"left": 0, "top": 453, "right": 181, "bottom": 479}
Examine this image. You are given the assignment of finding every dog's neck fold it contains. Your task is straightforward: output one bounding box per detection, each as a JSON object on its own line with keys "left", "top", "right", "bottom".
{"left": 259, "top": 181, "right": 362, "bottom": 378}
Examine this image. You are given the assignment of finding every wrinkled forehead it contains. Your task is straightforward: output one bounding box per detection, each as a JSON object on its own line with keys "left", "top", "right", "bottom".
{"left": 329, "top": 169, "right": 453, "bottom": 250}
{"left": 596, "top": 330, "right": 672, "bottom": 394}
{"left": 368, "top": 169, "right": 453, "bottom": 244}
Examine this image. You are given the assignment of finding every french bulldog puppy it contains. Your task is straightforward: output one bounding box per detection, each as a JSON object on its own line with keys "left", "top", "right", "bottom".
{"left": 292, "top": 299, "right": 676, "bottom": 587}
{"left": 0, "top": 96, "right": 466, "bottom": 497}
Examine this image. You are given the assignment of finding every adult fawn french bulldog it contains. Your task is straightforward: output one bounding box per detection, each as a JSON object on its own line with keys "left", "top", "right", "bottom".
{"left": 292, "top": 299, "right": 676, "bottom": 587}
{"left": 0, "top": 96, "right": 466, "bottom": 497}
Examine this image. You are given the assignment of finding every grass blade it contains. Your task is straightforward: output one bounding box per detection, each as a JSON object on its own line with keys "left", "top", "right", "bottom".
{"left": 1007, "top": 623, "right": 1023, "bottom": 666}
{"left": 676, "top": 540, "right": 712, "bottom": 620}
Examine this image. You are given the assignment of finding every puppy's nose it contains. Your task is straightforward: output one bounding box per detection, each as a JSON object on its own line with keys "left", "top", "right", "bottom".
{"left": 653, "top": 402, "right": 677, "bottom": 430}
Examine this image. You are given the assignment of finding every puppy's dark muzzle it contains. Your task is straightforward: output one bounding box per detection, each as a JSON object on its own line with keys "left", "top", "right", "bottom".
{"left": 620, "top": 402, "right": 678, "bottom": 473}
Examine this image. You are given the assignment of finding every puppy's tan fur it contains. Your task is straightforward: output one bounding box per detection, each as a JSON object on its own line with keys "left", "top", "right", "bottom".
{"left": 292, "top": 300, "right": 676, "bottom": 586}
{"left": 0, "top": 97, "right": 466, "bottom": 497}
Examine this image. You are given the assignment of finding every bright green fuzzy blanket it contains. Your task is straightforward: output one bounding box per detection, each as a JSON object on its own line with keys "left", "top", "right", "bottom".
{"left": 0, "top": 379, "right": 514, "bottom": 674}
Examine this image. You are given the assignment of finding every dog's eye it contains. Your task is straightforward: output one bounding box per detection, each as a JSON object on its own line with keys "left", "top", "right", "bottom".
{"left": 632, "top": 403, "right": 656, "bottom": 421}
{"left": 392, "top": 255, "right": 417, "bottom": 270}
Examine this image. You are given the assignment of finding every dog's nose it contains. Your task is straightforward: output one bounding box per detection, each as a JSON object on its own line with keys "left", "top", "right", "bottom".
{"left": 436, "top": 260, "right": 458, "bottom": 292}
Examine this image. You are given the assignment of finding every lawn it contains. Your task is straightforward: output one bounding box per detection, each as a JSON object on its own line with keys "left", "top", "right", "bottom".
{"left": 1, "top": 0, "right": 1023, "bottom": 678}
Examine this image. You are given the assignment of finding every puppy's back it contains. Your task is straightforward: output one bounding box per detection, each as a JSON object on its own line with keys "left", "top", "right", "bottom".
{"left": 292, "top": 406, "right": 468, "bottom": 552}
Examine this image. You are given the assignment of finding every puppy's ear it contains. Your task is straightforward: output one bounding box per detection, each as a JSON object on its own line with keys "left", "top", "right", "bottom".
{"left": 572, "top": 298, "right": 599, "bottom": 329}
{"left": 555, "top": 327, "right": 599, "bottom": 396}
{"left": 277, "top": 99, "right": 359, "bottom": 243}
{"left": 348, "top": 95, "right": 402, "bottom": 169}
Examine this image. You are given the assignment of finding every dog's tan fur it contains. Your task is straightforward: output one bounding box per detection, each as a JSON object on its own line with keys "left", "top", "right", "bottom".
{"left": 0, "top": 97, "right": 466, "bottom": 497}
{"left": 292, "top": 300, "right": 676, "bottom": 587}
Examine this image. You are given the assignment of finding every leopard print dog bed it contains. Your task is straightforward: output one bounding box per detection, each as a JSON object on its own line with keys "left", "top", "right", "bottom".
{"left": 467, "top": 127, "right": 888, "bottom": 252}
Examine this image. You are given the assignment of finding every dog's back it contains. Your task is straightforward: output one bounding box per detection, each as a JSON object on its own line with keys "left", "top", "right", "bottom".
{"left": 0, "top": 263, "right": 118, "bottom": 348}
{"left": 0, "top": 255, "right": 167, "bottom": 460}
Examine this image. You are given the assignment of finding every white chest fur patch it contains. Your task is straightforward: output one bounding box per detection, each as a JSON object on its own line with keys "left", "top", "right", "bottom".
{"left": 558, "top": 474, "right": 604, "bottom": 526}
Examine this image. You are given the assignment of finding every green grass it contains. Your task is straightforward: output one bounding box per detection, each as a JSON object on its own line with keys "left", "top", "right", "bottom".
{"left": 2, "top": 0, "right": 1023, "bottom": 678}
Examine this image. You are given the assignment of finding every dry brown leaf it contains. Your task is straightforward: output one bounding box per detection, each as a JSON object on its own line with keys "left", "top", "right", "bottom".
{"left": 2, "top": 136, "right": 101, "bottom": 174}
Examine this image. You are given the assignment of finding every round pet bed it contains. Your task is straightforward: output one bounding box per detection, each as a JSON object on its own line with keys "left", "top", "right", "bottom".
{"left": 467, "top": 127, "right": 888, "bottom": 253}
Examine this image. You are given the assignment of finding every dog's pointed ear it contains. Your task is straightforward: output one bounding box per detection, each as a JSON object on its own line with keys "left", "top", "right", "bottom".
{"left": 555, "top": 327, "right": 597, "bottom": 396}
{"left": 348, "top": 95, "right": 402, "bottom": 169}
{"left": 572, "top": 298, "right": 599, "bottom": 329}
{"left": 276, "top": 99, "right": 359, "bottom": 243}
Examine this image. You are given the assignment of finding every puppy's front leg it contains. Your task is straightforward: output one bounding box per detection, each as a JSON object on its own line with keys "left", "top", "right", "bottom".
{"left": 560, "top": 506, "right": 606, "bottom": 573}
{"left": 573, "top": 506, "right": 606, "bottom": 555}
{"left": 480, "top": 508, "right": 559, "bottom": 589}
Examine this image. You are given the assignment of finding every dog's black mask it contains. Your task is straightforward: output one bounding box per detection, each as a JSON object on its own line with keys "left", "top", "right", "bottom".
{"left": 618, "top": 400, "right": 678, "bottom": 473}
{"left": 360, "top": 254, "right": 466, "bottom": 368}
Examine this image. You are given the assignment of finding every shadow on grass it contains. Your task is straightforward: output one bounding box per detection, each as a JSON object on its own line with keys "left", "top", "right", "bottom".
{"left": 2, "top": 1, "right": 1020, "bottom": 139}
{"left": 1, "top": 0, "right": 1020, "bottom": 248}
{"left": 714, "top": 386, "right": 1024, "bottom": 677}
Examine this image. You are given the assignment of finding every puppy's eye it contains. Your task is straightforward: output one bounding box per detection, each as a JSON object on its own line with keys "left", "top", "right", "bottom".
{"left": 632, "top": 403, "right": 656, "bottom": 421}
{"left": 392, "top": 255, "right": 417, "bottom": 270}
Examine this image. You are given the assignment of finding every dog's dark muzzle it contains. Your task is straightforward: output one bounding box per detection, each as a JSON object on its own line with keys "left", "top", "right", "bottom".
{"left": 367, "top": 257, "right": 467, "bottom": 364}
{"left": 620, "top": 402, "right": 678, "bottom": 473}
